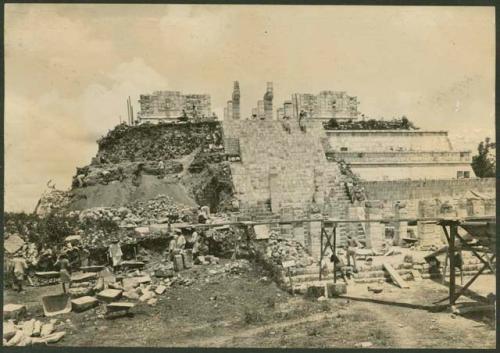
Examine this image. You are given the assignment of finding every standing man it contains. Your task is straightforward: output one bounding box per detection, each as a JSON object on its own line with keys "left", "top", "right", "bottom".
{"left": 55, "top": 254, "right": 71, "bottom": 293}
{"left": 345, "top": 235, "right": 359, "bottom": 272}
{"left": 79, "top": 247, "right": 90, "bottom": 268}
{"left": 158, "top": 160, "right": 165, "bottom": 179}
{"left": 299, "top": 110, "right": 307, "bottom": 132}
{"left": 175, "top": 229, "right": 186, "bottom": 252}
{"left": 10, "top": 254, "right": 28, "bottom": 292}
{"left": 108, "top": 239, "right": 123, "bottom": 272}
{"left": 167, "top": 233, "right": 178, "bottom": 261}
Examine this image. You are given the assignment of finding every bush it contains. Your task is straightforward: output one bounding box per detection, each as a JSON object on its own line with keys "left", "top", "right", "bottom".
{"left": 243, "top": 307, "right": 263, "bottom": 325}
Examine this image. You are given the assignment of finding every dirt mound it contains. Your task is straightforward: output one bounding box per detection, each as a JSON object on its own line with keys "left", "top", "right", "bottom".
{"left": 68, "top": 175, "right": 197, "bottom": 210}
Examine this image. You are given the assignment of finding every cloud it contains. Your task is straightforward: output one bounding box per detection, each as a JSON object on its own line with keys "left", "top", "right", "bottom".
{"left": 5, "top": 58, "right": 169, "bottom": 212}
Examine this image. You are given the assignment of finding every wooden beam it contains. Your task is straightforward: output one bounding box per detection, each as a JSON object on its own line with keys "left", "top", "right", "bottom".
{"left": 383, "top": 262, "right": 409, "bottom": 289}
{"left": 454, "top": 232, "right": 495, "bottom": 273}
{"left": 333, "top": 225, "right": 337, "bottom": 284}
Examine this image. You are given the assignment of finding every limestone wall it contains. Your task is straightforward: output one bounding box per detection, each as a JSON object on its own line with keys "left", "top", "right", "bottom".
{"left": 332, "top": 151, "right": 471, "bottom": 164}
{"left": 223, "top": 120, "right": 331, "bottom": 213}
{"left": 326, "top": 130, "right": 454, "bottom": 152}
{"left": 350, "top": 164, "right": 475, "bottom": 181}
{"left": 360, "top": 178, "right": 495, "bottom": 250}
{"left": 361, "top": 178, "right": 495, "bottom": 201}
{"left": 138, "top": 91, "right": 211, "bottom": 121}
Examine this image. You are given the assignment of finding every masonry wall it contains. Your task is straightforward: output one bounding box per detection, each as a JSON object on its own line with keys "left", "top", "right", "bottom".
{"left": 361, "top": 178, "right": 495, "bottom": 201}
{"left": 359, "top": 178, "right": 496, "bottom": 251}
{"left": 351, "top": 164, "right": 475, "bottom": 181}
{"left": 326, "top": 130, "right": 454, "bottom": 152}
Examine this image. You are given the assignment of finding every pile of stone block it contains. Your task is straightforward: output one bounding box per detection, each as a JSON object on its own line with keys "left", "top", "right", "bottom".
{"left": 3, "top": 314, "right": 66, "bottom": 346}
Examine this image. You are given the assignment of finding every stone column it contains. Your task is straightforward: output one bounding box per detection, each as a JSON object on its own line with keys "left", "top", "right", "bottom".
{"left": 394, "top": 201, "right": 408, "bottom": 246}
{"left": 232, "top": 81, "right": 240, "bottom": 120}
{"left": 257, "top": 100, "right": 265, "bottom": 120}
{"left": 264, "top": 82, "right": 273, "bottom": 120}
{"left": 364, "top": 201, "right": 384, "bottom": 252}
{"left": 227, "top": 101, "right": 233, "bottom": 120}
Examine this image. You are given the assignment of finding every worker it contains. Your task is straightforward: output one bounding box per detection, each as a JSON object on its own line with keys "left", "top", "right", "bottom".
{"left": 189, "top": 229, "right": 200, "bottom": 259}
{"left": 330, "top": 253, "right": 350, "bottom": 284}
{"left": 197, "top": 207, "right": 208, "bottom": 224}
{"left": 79, "top": 247, "right": 90, "bottom": 268}
{"left": 76, "top": 174, "right": 85, "bottom": 188}
{"left": 55, "top": 254, "right": 71, "bottom": 293}
{"left": 175, "top": 229, "right": 186, "bottom": 251}
{"left": 108, "top": 239, "right": 123, "bottom": 272}
{"left": 345, "top": 235, "right": 359, "bottom": 272}
{"left": 167, "top": 233, "right": 178, "bottom": 261}
{"left": 158, "top": 160, "right": 165, "bottom": 179}
{"left": 10, "top": 254, "right": 28, "bottom": 292}
{"left": 299, "top": 110, "right": 307, "bottom": 132}
{"left": 281, "top": 115, "right": 291, "bottom": 134}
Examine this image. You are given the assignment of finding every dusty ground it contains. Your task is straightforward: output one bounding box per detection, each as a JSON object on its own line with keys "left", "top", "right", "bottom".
{"left": 4, "top": 262, "right": 496, "bottom": 349}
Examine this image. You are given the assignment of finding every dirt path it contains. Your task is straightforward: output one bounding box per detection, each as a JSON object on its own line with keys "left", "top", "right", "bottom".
{"left": 180, "top": 311, "right": 337, "bottom": 347}
{"left": 350, "top": 299, "right": 421, "bottom": 348}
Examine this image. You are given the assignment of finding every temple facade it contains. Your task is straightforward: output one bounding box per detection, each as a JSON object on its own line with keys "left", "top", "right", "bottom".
{"left": 138, "top": 91, "right": 212, "bottom": 123}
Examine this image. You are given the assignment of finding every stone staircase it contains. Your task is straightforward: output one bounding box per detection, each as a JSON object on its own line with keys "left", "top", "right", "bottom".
{"left": 223, "top": 119, "right": 366, "bottom": 257}
{"left": 223, "top": 120, "right": 331, "bottom": 213}
{"left": 281, "top": 252, "right": 493, "bottom": 293}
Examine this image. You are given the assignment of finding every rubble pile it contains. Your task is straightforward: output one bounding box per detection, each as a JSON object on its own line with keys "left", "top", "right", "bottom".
{"left": 34, "top": 190, "right": 73, "bottom": 216}
{"left": 72, "top": 161, "right": 184, "bottom": 188}
{"left": 128, "top": 195, "right": 193, "bottom": 224}
{"left": 78, "top": 207, "right": 139, "bottom": 228}
{"left": 3, "top": 318, "right": 66, "bottom": 346}
{"left": 188, "top": 152, "right": 225, "bottom": 173}
{"left": 265, "top": 232, "right": 315, "bottom": 269}
{"left": 205, "top": 225, "right": 244, "bottom": 258}
{"left": 96, "top": 122, "right": 222, "bottom": 164}
{"left": 324, "top": 116, "right": 418, "bottom": 130}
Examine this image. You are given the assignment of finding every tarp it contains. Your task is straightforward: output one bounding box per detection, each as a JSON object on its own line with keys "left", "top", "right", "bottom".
{"left": 4, "top": 234, "right": 25, "bottom": 254}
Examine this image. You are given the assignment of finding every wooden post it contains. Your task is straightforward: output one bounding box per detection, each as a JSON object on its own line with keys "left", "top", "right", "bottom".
{"left": 449, "top": 224, "right": 457, "bottom": 305}
{"left": 319, "top": 221, "right": 324, "bottom": 280}
{"left": 333, "top": 224, "right": 337, "bottom": 284}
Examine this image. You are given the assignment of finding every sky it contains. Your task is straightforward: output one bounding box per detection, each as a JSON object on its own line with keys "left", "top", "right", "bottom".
{"left": 5, "top": 4, "right": 496, "bottom": 212}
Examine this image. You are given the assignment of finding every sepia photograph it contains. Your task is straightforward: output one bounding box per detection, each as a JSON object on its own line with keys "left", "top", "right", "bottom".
{"left": 3, "top": 3, "right": 497, "bottom": 349}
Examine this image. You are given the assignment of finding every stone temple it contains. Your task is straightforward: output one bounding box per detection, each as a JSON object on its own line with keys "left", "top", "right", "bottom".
{"left": 222, "top": 81, "right": 495, "bottom": 258}
{"left": 138, "top": 90, "right": 212, "bottom": 123}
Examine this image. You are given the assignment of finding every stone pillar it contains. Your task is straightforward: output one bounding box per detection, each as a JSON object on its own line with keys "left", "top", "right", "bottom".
{"left": 456, "top": 199, "right": 468, "bottom": 218}
{"left": 417, "top": 200, "right": 442, "bottom": 249}
{"left": 309, "top": 217, "right": 323, "bottom": 260}
{"left": 394, "top": 201, "right": 408, "bottom": 246}
{"left": 257, "top": 100, "right": 265, "bottom": 120}
{"left": 364, "top": 202, "right": 384, "bottom": 252}
{"left": 232, "top": 81, "right": 240, "bottom": 120}
{"left": 264, "top": 82, "right": 273, "bottom": 120}
{"left": 227, "top": 101, "right": 233, "bottom": 120}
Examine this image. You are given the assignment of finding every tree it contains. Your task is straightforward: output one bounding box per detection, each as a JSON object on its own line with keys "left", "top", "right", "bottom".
{"left": 471, "top": 137, "right": 496, "bottom": 177}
